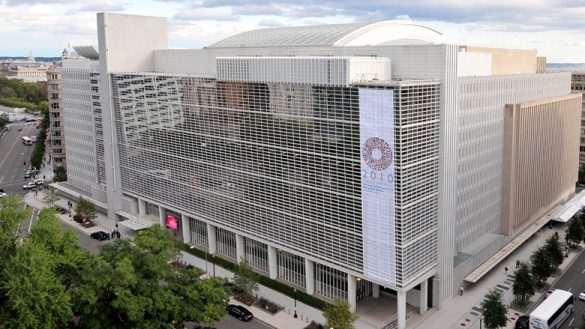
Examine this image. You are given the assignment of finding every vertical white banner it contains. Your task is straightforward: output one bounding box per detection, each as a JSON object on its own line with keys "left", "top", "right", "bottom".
{"left": 359, "top": 88, "right": 396, "bottom": 286}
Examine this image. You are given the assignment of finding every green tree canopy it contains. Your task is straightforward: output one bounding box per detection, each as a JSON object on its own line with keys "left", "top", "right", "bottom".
{"left": 544, "top": 236, "right": 565, "bottom": 268}
{"left": 566, "top": 219, "right": 584, "bottom": 247}
{"left": 74, "top": 226, "right": 229, "bottom": 328}
{"left": 232, "top": 258, "right": 260, "bottom": 296}
{"left": 481, "top": 289, "right": 508, "bottom": 329}
{"left": 323, "top": 299, "right": 359, "bottom": 329}
{"left": 75, "top": 196, "right": 97, "bottom": 222}
{"left": 512, "top": 262, "right": 535, "bottom": 305}
{"left": 531, "top": 246, "right": 555, "bottom": 285}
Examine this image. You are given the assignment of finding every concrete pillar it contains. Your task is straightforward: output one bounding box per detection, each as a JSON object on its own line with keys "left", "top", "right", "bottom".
{"left": 236, "top": 233, "right": 245, "bottom": 263}
{"left": 181, "top": 214, "right": 190, "bottom": 244}
{"left": 158, "top": 206, "right": 165, "bottom": 227}
{"left": 207, "top": 223, "right": 217, "bottom": 254}
{"left": 347, "top": 273, "right": 357, "bottom": 312}
{"left": 372, "top": 283, "right": 380, "bottom": 298}
{"left": 420, "top": 279, "right": 428, "bottom": 314}
{"left": 268, "top": 246, "right": 278, "bottom": 280}
{"left": 138, "top": 199, "right": 145, "bottom": 216}
{"left": 305, "top": 259, "right": 315, "bottom": 295}
{"left": 397, "top": 290, "right": 406, "bottom": 329}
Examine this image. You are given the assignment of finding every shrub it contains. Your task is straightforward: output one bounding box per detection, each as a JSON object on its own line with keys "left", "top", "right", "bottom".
{"left": 73, "top": 214, "right": 83, "bottom": 223}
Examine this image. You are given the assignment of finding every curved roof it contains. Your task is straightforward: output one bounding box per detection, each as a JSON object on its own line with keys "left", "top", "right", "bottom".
{"left": 73, "top": 45, "right": 99, "bottom": 60}
{"left": 208, "top": 20, "right": 442, "bottom": 49}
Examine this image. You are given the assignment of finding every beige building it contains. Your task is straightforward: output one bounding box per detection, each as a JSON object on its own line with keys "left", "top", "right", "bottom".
{"left": 464, "top": 46, "right": 539, "bottom": 75}
{"left": 47, "top": 64, "right": 66, "bottom": 168}
{"left": 501, "top": 93, "right": 582, "bottom": 236}
{"left": 571, "top": 72, "right": 585, "bottom": 165}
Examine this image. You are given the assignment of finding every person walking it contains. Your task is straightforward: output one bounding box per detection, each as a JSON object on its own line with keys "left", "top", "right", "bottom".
{"left": 505, "top": 266, "right": 508, "bottom": 275}
{"left": 516, "top": 260, "right": 520, "bottom": 268}
{"left": 459, "top": 285, "right": 464, "bottom": 296}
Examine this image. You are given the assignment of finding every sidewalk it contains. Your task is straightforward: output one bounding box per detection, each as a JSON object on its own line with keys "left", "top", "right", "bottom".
{"left": 415, "top": 224, "right": 579, "bottom": 329}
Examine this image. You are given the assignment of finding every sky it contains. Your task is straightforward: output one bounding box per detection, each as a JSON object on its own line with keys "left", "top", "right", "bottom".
{"left": 1, "top": 0, "right": 585, "bottom": 62}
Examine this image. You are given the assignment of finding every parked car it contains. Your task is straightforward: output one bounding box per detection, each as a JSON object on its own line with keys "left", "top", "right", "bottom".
{"left": 34, "top": 179, "right": 44, "bottom": 186}
{"left": 0, "top": 188, "right": 5, "bottom": 198}
{"left": 514, "top": 315, "right": 529, "bottom": 329}
{"left": 22, "top": 182, "right": 36, "bottom": 189}
{"left": 226, "top": 304, "right": 253, "bottom": 321}
{"left": 27, "top": 168, "right": 39, "bottom": 175}
{"left": 24, "top": 172, "right": 32, "bottom": 179}
{"left": 579, "top": 290, "right": 585, "bottom": 301}
{"left": 90, "top": 231, "right": 109, "bottom": 241}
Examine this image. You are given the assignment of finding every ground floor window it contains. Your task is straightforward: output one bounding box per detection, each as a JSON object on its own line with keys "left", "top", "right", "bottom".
{"left": 216, "top": 228, "right": 237, "bottom": 260}
{"left": 244, "top": 238, "right": 268, "bottom": 274}
{"left": 315, "top": 263, "right": 347, "bottom": 301}
{"left": 189, "top": 217, "right": 208, "bottom": 248}
{"left": 165, "top": 209, "right": 182, "bottom": 238}
{"left": 278, "top": 250, "right": 305, "bottom": 288}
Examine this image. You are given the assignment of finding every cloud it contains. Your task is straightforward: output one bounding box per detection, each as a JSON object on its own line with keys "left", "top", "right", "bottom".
{"left": 258, "top": 19, "right": 284, "bottom": 27}
{"left": 68, "top": 1, "right": 125, "bottom": 13}
{"left": 232, "top": 4, "right": 283, "bottom": 16}
{"left": 174, "top": 6, "right": 240, "bottom": 21}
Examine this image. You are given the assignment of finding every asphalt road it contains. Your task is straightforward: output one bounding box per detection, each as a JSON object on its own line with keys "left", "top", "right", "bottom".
{"left": 188, "top": 316, "right": 275, "bottom": 329}
{"left": 0, "top": 121, "right": 38, "bottom": 196}
{"left": 550, "top": 248, "right": 585, "bottom": 329}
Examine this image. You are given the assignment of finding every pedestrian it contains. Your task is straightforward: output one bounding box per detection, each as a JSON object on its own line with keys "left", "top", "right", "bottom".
{"left": 43, "top": 174, "right": 45, "bottom": 180}
{"left": 111, "top": 230, "right": 116, "bottom": 239}
{"left": 516, "top": 260, "right": 520, "bottom": 268}
{"left": 505, "top": 266, "right": 508, "bottom": 275}
{"left": 555, "top": 231, "right": 559, "bottom": 239}
{"left": 116, "top": 230, "right": 121, "bottom": 238}
{"left": 459, "top": 285, "right": 464, "bottom": 296}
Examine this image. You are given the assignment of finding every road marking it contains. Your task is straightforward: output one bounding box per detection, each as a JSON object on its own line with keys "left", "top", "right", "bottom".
{"left": 0, "top": 175, "right": 3, "bottom": 183}
{"left": 582, "top": 268, "right": 585, "bottom": 274}
{"left": 569, "top": 317, "right": 574, "bottom": 326}
{"left": 28, "top": 209, "right": 36, "bottom": 234}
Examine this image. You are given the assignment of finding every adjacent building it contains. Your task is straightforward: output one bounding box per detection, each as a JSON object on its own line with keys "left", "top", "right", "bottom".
{"left": 572, "top": 72, "right": 585, "bottom": 165}
{"left": 47, "top": 59, "right": 66, "bottom": 169}
{"left": 57, "top": 13, "right": 582, "bottom": 329}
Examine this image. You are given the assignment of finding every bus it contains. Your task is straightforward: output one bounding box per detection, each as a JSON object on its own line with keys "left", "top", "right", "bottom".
{"left": 530, "top": 289, "right": 573, "bottom": 329}
{"left": 21, "top": 136, "right": 32, "bottom": 145}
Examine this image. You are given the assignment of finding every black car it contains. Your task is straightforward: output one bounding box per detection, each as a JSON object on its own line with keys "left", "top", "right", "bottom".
{"left": 226, "top": 304, "right": 253, "bottom": 321}
{"left": 90, "top": 231, "right": 109, "bottom": 241}
{"left": 514, "top": 315, "right": 529, "bottom": 329}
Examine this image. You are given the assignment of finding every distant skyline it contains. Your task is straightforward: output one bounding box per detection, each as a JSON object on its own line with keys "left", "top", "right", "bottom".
{"left": 1, "top": 0, "right": 585, "bottom": 62}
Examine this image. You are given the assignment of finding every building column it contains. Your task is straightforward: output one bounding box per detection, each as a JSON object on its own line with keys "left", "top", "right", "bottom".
{"left": 158, "top": 206, "right": 165, "bottom": 227}
{"left": 397, "top": 290, "right": 406, "bottom": 329}
{"left": 138, "top": 199, "right": 145, "bottom": 216}
{"left": 181, "top": 214, "right": 190, "bottom": 244}
{"left": 372, "top": 283, "right": 380, "bottom": 298}
{"left": 305, "top": 259, "right": 315, "bottom": 295}
{"left": 236, "top": 233, "right": 245, "bottom": 263}
{"left": 348, "top": 273, "right": 357, "bottom": 312}
{"left": 268, "top": 246, "right": 278, "bottom": 280}
{"left": 420, "top": 279, "right": 428, "bottom": 314}
{"left": 207, "top": 223, "right": 217, "bottom": 254}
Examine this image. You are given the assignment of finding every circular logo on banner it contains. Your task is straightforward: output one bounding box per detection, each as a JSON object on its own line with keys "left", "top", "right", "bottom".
{"left": 362, "top": 137, "right": 393, "bottom": 171}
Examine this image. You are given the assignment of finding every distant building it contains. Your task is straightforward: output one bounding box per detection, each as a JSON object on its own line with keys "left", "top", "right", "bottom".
{"left": 0, "top": 51, "right": 51, "bottom": 82}
{"left": 47, "top": 63, "right": 66, "bottom": 169}
{"left": 572, "top": 72, "right": 585, "bottom": 165}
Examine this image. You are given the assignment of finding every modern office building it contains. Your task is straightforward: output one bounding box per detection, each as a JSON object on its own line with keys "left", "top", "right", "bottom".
{"left": 58, "top": 13, "right": 581, "bottom": 329}
{"left": 571, "top": 72, "right": 585, "bottom": 165}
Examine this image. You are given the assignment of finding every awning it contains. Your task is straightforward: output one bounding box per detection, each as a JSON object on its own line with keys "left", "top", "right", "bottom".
{"left": 554, "top": 204, "right": 581, "bottom": 223}
{"left": 118, "top": 218, "right": 156, "bottom": 231}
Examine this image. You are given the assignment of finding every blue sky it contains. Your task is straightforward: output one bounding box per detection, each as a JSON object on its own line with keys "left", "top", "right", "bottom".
{"left": 1, "top": 0, "right": 584, "bottom": 62}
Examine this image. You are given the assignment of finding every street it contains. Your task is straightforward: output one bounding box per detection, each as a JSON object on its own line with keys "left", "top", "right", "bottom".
{"left": 551, "top": 248, "right": 585, "bottom": 329}
{"left": 0, "top": 121, "right": 38, "bottom": 197}
{"left": 188, "top": 316, "right": 275, "bottom": 329}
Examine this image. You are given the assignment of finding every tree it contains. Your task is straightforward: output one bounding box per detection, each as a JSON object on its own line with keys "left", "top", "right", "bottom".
{"left": 42, "top": 186, "right": 60, "bottom": 207}
{"left": 75, "top": 196, "right": 96, "bottom": 223}
{"left": 566, "top": 218, "right": 584, "bottom": 247}
{"left": 481, "top": 289, "right": 508, "bottom": 329}
{"left": 0, "top": 195, "right": 31, "bottom": 273}
{"left": 323, "top": 299, "right": 359, "bottom": 329}
{"left": 73, "top": 226, "right": 229, "bottom": 328}
{"left": 53, "top": 166, "right": 67, "bottom": 182}
{"left": 512, "top": 262, "right": 535, "bottom": 305}
{"left": 2, "top": 241, "right": 73, "bottom": 329}
{"left": 232, "top": 258, "right": 260, "bottom": 296}
{"left": 0, "top": 113, "right": 8, "bottom": 129}
{"left": 544, "top": 236, "right": 565, "bottom": 269}
{"left": 0, "top": 86, "right": 16, "bottom": 98}
{"left": 530, "top": 247, "right": 554, "bottom": 285}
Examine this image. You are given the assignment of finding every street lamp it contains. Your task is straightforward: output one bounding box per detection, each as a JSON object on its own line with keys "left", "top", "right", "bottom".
{"left": 479, "top": 315, "right": 483, "bottom": 329}
{"left": 293, "top": 288, "right": 298, "bottom": 318}
{"left": 212, "top": 254, "right": 216, "bottom": 277}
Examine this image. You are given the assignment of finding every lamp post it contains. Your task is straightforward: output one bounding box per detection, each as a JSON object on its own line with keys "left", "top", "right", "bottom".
{"left": 212, "top": 254, "right": 216, "bottom": 277}
{"left": 479, "top": 315, "right": 483, "bottom": 329}
{"left": 293, "top": 288, "right": 298, "bottom": 318}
